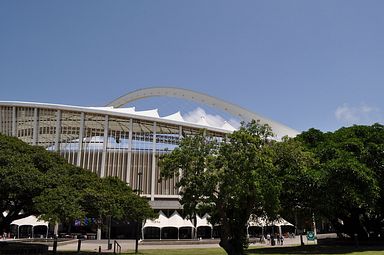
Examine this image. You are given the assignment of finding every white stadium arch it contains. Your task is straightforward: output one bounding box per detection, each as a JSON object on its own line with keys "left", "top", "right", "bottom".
{"left": 107, "top": 87, "right": 299, "bottom": 138}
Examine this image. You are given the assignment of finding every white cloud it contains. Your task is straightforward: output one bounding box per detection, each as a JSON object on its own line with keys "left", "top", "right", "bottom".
{"left": 182, "top": 107, "right": 240, "bottom": 129}
{"left": 335, "top": 103, "right": 381, "bottom": 125}
{"left": 183, "top": 107, "right": 226, "bottom": 127}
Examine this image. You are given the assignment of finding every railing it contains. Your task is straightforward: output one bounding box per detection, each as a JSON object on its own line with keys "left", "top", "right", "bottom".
{"left": 113, "top": 240, "right": 121, "bottom": 254}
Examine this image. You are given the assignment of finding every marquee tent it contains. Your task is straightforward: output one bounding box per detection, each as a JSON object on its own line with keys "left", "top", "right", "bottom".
{"left": 142, "top": 211, "right": 196, "bottom": 240}
{"left": 142, "top": 211, "right": 294, "bottom": 240}
{"left": 196, "top": 213, "right": 212, "bottom": 228}
{"left": 11, "top": 215, "right": 49, "bottom": 238}
{"left": 247, "top": 216, "right": 294, "bottom": 238}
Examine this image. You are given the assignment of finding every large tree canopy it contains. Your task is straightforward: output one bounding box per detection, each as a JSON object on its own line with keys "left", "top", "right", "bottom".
{"left": 160, "top": 120, "right": 305, "bottom": 255}
{"left": 0, "top": 134, "right": 50, "bottom": 232}
{"left": 160, "top": 120, "right": 384, "bottom": 254}
{"left": 0, "top": 134, "right": 154, "bottom": 233}
{"left": 296, "top": 125, "right": 383, "bottom": 239}
{"left": 270, "top": 137, "right": 317, "bottom": 224}
{"left": 79, "top": 176, "right": 156, "bottom": 229}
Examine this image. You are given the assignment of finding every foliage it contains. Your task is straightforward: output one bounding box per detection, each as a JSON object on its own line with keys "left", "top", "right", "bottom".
{"left": 0, "top": 134, "right": 51, "bottom": 232}
{"left": 270, "top": 137, "right": 318, "bottom": 223}
{"left": 160, "top": 120, "right": 287, "bottom": 255}
{"left": 80, "top": 176, "right": 156, "bottom": 227}
{"left": 0, "top": 134, "right": 154, "bottom": 233}
{"left": 296, "top": 125, "right": 383, "bottom": 238}
{"left": 34, "top": 163, "right": 99, "bottom": 226}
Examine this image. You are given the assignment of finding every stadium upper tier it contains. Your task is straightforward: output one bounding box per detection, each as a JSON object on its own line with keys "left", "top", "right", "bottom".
{"left": 0, "top": 101, "right": 237, "bottom": 134}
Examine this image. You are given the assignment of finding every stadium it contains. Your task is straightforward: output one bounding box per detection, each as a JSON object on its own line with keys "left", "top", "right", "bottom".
{"left": 0, "top": 87, "right": 298, "bottom": 239}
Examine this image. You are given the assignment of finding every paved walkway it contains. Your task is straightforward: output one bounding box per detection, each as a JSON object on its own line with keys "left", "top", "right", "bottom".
{"left": 50, "top": 235, "right": 318, "bottom": 253}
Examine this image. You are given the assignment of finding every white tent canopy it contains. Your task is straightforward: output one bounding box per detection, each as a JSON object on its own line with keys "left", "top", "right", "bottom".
{"left": 247, "top": 215, "right": 294, "bottom": 238}
{"left": 142, "top": 210, "right": 171, "bottom": 229}
{"left": 144, "top": 212, "right": 293, "bottom": 230}
{"left": 11, "top": 215, "right": 48, "bottom": 227}
{"left": 273, "top": 218, "right": 294, "bottom": 227}
{"left": 10, "top": 215, "right": 49, "bottom": 239}
{"left": 143, "top": 211, "right": 195, "bottom": 230}
{"left": 196, "top": 213, "right": 212, "bottom": 228}
{"left": 248, "top": 217, "right": 268, "bottom": 227}
{"left": 142, "top": 211, "right": 196, "bottom": 240}
{"left": 169, "top": 211, "right": 194, "bottom": 229}
{"left": 142, "top": 211, "right": 294, "bottom": 240}
{"left": 248, "top": 216, "right": 293, "bottom": 227}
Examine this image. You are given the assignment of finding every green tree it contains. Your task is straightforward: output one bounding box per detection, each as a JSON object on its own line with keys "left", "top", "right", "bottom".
{"left": 296, "top": 126, "right": 382, "bottom": 239}
{"left": 34, "top": 164, "right": 100, "bottom": 231}
{"left": 271, "top": 137, "right": 317, "bottom": 226}
{"left": 0, "top": 134, "right": 155, "bottom": 235}
{"left": 80, "top": 176, "right": 156, "bottom": 232}
{"left": 0, "top": 134, "right": 53, "bottom": 233}
{"left": 160, "top": 120, "right": 281, "bottom": 255}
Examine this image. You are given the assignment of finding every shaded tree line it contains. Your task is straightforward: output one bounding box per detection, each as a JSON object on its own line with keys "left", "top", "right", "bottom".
{"left": 296, "top": 124, "right": 384, "bottom": 239}
{"left": 0, "top": 134, "right": 155, "bottom": 235}
{"left": 160, "top": 121, "right": 384, "bottom": 255}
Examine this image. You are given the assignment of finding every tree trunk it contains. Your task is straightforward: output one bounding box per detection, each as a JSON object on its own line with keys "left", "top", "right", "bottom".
{"left": 67, "top": 222, "right": 72, "bottom": 234}
{"left": 218, "top": 225, "right": 245, "bottom": 255}
{"left": 0, "top": 222, "right": 10, "bottom": 235}
{"left": 219, "top": 238, "right": 245, "bottom": 255}
{"left": 1, "top": 217, "right": 15, "bottom": 234}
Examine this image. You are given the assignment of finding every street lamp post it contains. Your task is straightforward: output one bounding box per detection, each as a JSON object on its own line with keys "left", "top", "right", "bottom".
{"left": 107, "top": 215, "right": 112, "bottom": 250}
{"left": 312, "top": 212, "right": 317, "bottom": 244}
{"left": 135, "top": 170, "right": 143, "bottom": 254}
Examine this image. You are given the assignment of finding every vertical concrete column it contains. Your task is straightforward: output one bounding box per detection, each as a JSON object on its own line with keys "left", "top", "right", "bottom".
{"left": 178, "top": 126, "right": 183, "bottom": 193}
{"left": 32, "top": 108, "right": 39, "bottom": 145}
{"left": 151, "top": 122, "right": 157, "bottom": 201}
{"left": 97, "top": 227, "right": 102, "bottom": 241}
{"left": 179, "top": 126, "right": 183, "bottom": 138}
{"left": 53, "top": 105, "right": 61, "bottom": 238}
{"left": 150, "top": 122, "right": 157, "bottom": 201}
{"left": 54, "top": 223, "right": 59, "bottom": 237}
{"left": 0, "top": 107, "right": 3, "bottom": 134}
{"left": 54, "top": 110, "right": 62, "bottom": 152}
{"left": 126, "top": 119, "right": 133, "bottom": 184}
{"left": 77, "top": 112, "right": 85, "bottom": 167}
{"left": 100, "top": 115, "right": 109, "bottom": 178}
{"left": 97, "top": 115, "right": 109, "bottom": 241}
{"left": 12, "top": 106, "right": 16, "bottom": 137}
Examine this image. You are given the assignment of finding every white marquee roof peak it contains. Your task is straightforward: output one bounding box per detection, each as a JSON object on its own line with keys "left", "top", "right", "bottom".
{"left": 221, "top": 121, "right": 237, "bottom": 132}
{"left": 134, "top": 108, "right": 160, "bottom": 118}
{"left": 162, "top": 111, "right": 185, "bottom": 122}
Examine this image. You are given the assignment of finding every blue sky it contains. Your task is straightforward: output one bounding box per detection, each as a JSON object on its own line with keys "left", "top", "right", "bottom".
{"left": 1, "top": 0, "right": 383, "bottom": 132}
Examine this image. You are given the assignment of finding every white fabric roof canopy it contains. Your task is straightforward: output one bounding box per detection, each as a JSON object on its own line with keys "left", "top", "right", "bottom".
{"left": 143, "top": 212, "right": 293, "bottom": 230}
{"left": 142, "top": 211, "right": 171, "bottom": 229}
{"left": 196, "top": 214, "right": 212, "bottom": 228}
{"left": 88, "top": 106, "right": 237, "bottom": 132}
{"left": 143, "top": 211, "right": 196, "bottom": 230}
{"left": 11, "top": 215, "right": 48, "bottom": 227}
{"left": 248, "top": 216, "right": 294, "bottom": 227}
{"left": 169, "top": 211, "right": 194, "bottom": 228}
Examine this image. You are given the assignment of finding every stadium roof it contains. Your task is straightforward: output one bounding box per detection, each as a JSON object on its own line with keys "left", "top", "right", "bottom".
{"left": 0, "top": 87, "right": 299, "bottom": 138}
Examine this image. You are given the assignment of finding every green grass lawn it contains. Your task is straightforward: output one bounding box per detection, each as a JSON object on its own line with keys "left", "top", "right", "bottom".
{"left": 56, "top": 244, "right": 384, "bottom": 255}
